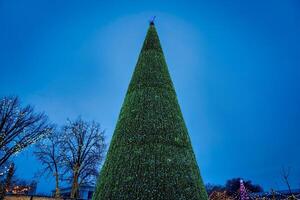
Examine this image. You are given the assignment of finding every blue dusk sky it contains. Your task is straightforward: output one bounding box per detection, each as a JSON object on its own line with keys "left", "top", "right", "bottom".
{"left": 1, "top": 0, "right": 299, "bottom": 194}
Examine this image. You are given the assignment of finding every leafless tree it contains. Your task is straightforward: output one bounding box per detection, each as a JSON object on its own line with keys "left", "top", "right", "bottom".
{"left": 0, "top": 96, "right": 52, "bottom": 167}
{"left": 61, "top": 118, "right": 106, "bottom": 199}
{"left": 281, "top": 166, "right": 292, "bottom": 195}
{"left": 34, "top": 130, "right": 63, "bottom": 198}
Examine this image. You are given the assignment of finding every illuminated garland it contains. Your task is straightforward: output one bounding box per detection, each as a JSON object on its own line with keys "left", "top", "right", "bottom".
{"left": 208, "top": 181, "right": 300, "bottom": 200}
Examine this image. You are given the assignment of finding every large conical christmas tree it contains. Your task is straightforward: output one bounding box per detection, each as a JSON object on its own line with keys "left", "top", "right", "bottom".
{"left": 93, "top": 22, "right": 208, "bottom": 200}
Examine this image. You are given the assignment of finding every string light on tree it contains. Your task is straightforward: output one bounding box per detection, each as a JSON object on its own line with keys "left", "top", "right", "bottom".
{"left": 240, "top": 179, "right": 250, "bottom": 200}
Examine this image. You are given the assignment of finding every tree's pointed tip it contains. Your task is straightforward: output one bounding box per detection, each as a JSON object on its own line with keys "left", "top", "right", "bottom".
{"left": 149, "top": 16, "right": 156, "bottom": 26}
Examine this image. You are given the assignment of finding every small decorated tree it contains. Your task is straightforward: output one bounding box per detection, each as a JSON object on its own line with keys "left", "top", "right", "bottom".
{"left": 240, "top": 179, "right": 250, "bottom": 200}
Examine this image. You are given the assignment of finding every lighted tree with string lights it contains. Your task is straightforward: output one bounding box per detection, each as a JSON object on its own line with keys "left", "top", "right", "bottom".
{"left": 0, "top": 96, "right": 52, "bottom": 167}
{"left": 61, "top": 118, "right": 106, "bottom": 199}
{"left": 240, "top": 179, "right": 250, "bottom": 200}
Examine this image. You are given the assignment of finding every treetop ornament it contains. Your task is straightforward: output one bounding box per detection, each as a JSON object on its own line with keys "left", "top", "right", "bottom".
{"left": 93, "top": 21, "right": 208, "bottom": 200}
{"left": 149, "top": 16, "right": 156, "bottom": 25}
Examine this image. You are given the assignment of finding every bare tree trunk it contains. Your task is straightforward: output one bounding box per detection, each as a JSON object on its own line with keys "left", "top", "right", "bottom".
{"left": 70, "top": 174, "right": 79, "bottom": 199}
{"left": 281, "top": 166, "right": 292, "bottom": 195}
{"left": 286, "top": 181, "right": 292, "bottom": 195}
{"left": 54, "top": 172, "right": 60, "bottom": 198}
{"left": 70, "top": 165, "right": 79, "bottom": 199}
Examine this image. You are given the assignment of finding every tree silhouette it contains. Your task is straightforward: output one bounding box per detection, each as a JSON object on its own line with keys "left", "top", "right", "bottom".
{"left": 0, "top": 96, "right": 52, "bottom": 167}
{"left": 34, "top": 130, "right": 63, "bottom": 198}
{"left": 61, "top": 118, "right": 106, "bottom": 199}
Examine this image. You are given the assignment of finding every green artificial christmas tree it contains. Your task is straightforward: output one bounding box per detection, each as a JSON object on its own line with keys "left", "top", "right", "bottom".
{"left": 93, "top": 21, "right": 208, "bottom": 200}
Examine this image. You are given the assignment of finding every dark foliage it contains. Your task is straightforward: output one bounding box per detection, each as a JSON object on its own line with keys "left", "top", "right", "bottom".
{"left": 205, "top": 183, "right": 225, "bottom": 196}
{"left": 225, "top": 178, "right": 263, "bottom": 196}
{"left": 93, "top": 24, "right": 208, "bottom": 200}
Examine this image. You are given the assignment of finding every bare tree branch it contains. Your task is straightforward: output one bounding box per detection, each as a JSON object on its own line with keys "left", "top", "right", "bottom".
{"left": 0, "top": 96, "right": 52, "bottom": 167}
{"left": 281, "top": 166, "right": 292, "bottom": 195}
{"left": 60, "top": 118, "right": 106, "bottom": 199}
{"left": 34, "top": 130, "right": 63, "bottom": 198}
